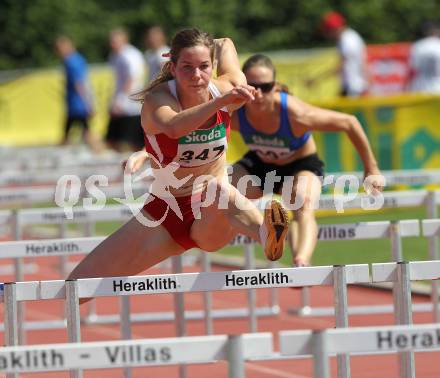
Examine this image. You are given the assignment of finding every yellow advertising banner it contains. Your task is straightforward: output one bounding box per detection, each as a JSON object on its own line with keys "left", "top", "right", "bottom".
{"left": 309, "top": 94, "right": 440, "bottom": 172}
{"left": 0, "top": 66, "right": 113, "bottom": 146}
{"left": 0, "top": 58, "right": 439, "bottom": 173}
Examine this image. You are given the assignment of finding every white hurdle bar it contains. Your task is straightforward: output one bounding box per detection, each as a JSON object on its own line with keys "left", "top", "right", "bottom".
{"left": 2, "top": 265, "right": 369, "bottom": 377}
{"left": 318, "top": 189, "right": 432, "bottom": 210}
{"left": 0, "top": 146, "right": 126, "bottom": 172}
{"left": 327, "top": 168, "right": 440, "bottom": 187}
{"left": 0, "top": 181, "right": 146, "bottom": 208}
{"left": 0, "top": 333, "right": 273, "bottom": 377}
{"left": 0, "top": 165, "right": 124, "bottom": 187}
{"left": 280, "top": 323, "right": 440, "bottom": 378}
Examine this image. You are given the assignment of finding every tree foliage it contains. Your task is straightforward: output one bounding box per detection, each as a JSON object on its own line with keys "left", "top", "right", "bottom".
{"left": 0, "top": 0, "right": 438, "bottom": 69}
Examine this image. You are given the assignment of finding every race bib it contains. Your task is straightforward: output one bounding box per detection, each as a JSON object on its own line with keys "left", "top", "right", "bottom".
{"left": 177, "top": 123, "right": 228, "bottom": 167}
{"left": 246, "top": 134, "right": 295, "bottom": 161}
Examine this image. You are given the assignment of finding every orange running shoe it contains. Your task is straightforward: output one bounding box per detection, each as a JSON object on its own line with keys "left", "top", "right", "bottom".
{"left": 262, "top": 200, "right": 289, "bottom": 261}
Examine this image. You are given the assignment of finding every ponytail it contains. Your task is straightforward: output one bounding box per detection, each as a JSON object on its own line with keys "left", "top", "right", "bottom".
{"left": 275, "top": 82, "right": 291, "bottom": 94}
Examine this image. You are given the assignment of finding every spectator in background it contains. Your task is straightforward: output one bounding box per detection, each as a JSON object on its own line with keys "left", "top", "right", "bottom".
{"left": 307, "top": 11, "right": 368, "bottom": 97}
{"left": 55, "top": 36, "right": 100, "bottom": 149}
{"left": 106, "top": 28, "right": 146, "bottom": 151}
{"left": 144, "top": 25, "right": 170, "bottom": 83}
{"left": 408, "top": 21, "right": 440, "bottom": 94}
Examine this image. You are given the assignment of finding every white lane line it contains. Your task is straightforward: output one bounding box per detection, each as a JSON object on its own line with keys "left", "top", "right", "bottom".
{"left": 246, "top": 362, "right": 310, "bottom": 378}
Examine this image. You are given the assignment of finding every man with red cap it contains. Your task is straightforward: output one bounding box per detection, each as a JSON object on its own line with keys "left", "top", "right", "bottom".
{"left": 308, "top": 11, "right": 368, "bottom": 97}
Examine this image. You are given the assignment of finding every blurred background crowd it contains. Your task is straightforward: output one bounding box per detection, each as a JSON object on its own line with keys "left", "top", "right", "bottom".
{"left": 0, "top": 0, "right": 439, "bottom": 172}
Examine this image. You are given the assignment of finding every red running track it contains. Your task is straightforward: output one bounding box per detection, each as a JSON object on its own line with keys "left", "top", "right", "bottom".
{"left": 1, "top": 255, "right": 439, "bottom": 378}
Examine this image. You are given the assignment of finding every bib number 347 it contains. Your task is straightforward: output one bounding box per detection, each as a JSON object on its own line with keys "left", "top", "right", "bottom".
{"left": 179, "top": 145, "right": 225, "bottom": 162}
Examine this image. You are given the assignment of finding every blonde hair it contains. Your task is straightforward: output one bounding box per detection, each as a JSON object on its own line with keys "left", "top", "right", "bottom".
{"left": 135, "top": 28, "right": 214, "bottom": 101}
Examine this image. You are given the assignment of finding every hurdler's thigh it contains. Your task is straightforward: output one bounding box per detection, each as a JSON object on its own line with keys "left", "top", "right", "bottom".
{"left": 191, "top": 202, "right": 234, "bottom": 252}
{"left": 191, "top": 180, "right": 238, "bottom": 248}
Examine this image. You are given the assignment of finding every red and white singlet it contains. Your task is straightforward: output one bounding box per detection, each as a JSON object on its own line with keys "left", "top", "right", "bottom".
{"left": 144, "top": 80, "right": 230, "bottom": 167}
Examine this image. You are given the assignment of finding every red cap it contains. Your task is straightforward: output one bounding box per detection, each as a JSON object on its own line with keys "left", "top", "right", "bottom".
{"left": 321, "top": 11, "right": 346, "bottom": 32}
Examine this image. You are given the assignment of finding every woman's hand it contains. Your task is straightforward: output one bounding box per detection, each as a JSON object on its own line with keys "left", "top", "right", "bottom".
{"left": 122, "top": 150, "right": 150, "bottom": 174}
{"left": 363, "top": 166, "right": 385, "bottom": 195}
{"left": 221, "top": 85, "right": 256, "bottom": 107}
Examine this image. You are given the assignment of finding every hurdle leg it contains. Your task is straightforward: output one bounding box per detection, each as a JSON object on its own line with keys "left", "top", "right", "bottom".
{"left": 227, "top": 335, "right": 245, "bottom": 378}
{"left": 244, "top": 244, "right": 257, "bottom": 332}
{"left": 120, "top": 295, "right": 132, "bottom": 378}
{"left": 84, "top": 220, "right": 98, "bottom": 322}
{"left": 12, "top": 210, "right": 26, "bottom": 346}
{"left": 312, "top": 330, "right": 330, "bottom": 378}
{"left": 172, "top": 255, "right": 187, "bottom": 378}
{"left": 391, "top": 222, "right": 403, "bottom": 325}
{"left": 201, "top": 252, "right": 214, "bottom": 335}
{"left": 58, "top": 221, "right": 69, "bottom": 278}
{"left": 333, "top": 265, "right": 350, "bottom": 378}
{"left": 4, "top": 283, "right": 19, "bottom": 378}
{"left": 396, "top": 262, "right": 415, "bottom": 378}
{"left": 268, "top": 260, "right": 280, "bottom": 311}
{"left": 65, "top": 280, "right": 83, "bottom": 378}
{"left": 426, "top": 191, "right": 440, "bottom": 322}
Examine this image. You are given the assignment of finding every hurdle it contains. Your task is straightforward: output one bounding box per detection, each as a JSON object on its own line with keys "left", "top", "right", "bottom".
{"left": 0, "top": 218, "right": 433, "bottom": 334}
{"left": 287, "top": 219, "right": 420, "bottom": 317}
{"left": 282, "top": 259, "right": 440, "bottom": 376}
{"left": 0, "top": 145, "right": 126, "bottom": 172}
{"left": 328, "top": 168, "right": 440, "bottom": 187}
{"left": 1, "top": 202, "right": 280, "bottom": 336}
{"left": 0, "top": 333, "right": 273, "bottom": 377}
{"left": 422, "top": 218, "right": 440, "bottom": 321}
{"left": 280, "top": 323, "right": 440, "bottom": 378}
{"left": 0, "top": 165, "right": 123, "bottom": 187}
{"left": 5, "top": 260, "right": 440, "bottom": 377}
{"left": 1, "top": 264, "right": 370, "bottom": 377}
{"left": 0, "top": 181, "right": 146, "bottom": 208}
{"left": 0, "top": 235, "right": 277, "bottom": 339}
{"left": 291, "top": 188, "right": 440, "bottom": 317}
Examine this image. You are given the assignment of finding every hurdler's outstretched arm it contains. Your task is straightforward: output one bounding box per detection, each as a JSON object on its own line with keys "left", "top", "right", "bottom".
{"left": 287, "top": 95, "right": 383, "bottom": 192}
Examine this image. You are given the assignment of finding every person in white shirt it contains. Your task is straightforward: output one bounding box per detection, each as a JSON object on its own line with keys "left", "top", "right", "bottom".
{"left": 307, "top": 11, "right": 368, "bottom": 97}
{"left": 106, "top": 28, "right": 146, "bottom": 151}
{"left": 144, "top": 25, "right": 170, "bottom": 83}
{"left": 408, "top": 22, "right": 440, "bottom": 94}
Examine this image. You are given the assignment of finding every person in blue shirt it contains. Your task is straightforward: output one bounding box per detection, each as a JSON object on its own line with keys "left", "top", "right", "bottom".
{"left": 230, "top": 54, "right": 382, "bottom": 267}
{"left": 55, "top": 36, "right": 97, "bottom": 147}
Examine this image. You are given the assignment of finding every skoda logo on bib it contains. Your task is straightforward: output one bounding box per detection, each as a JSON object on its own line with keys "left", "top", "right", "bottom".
{"left": 247, "top": 134, "right": 293, "bottom": 161}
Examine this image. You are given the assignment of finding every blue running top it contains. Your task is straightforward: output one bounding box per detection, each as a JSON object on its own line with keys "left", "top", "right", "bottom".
{"left": 238, "top": 91, "right": 310, "bottom": 162}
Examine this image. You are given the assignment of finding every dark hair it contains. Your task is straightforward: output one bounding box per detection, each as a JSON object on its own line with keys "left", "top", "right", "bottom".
{"left": 136, "top": 28, "right": 214, "bottom": 100}
{"left": 242, "top": 54, "right": 275, "bottom": 78}
{"left": 422, "top": 21, "right": 440, "bottom": 37}
{"left": 242, "top": 54, "right": 290, "bottom": 94}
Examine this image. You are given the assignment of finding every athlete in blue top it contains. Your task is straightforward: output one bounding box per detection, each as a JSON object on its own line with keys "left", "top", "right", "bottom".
{"left": 55, "top": 36, "right": 97, "bottom": 147}
{"left": 230, "top": 54, "right": 382, "bottom": 266}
